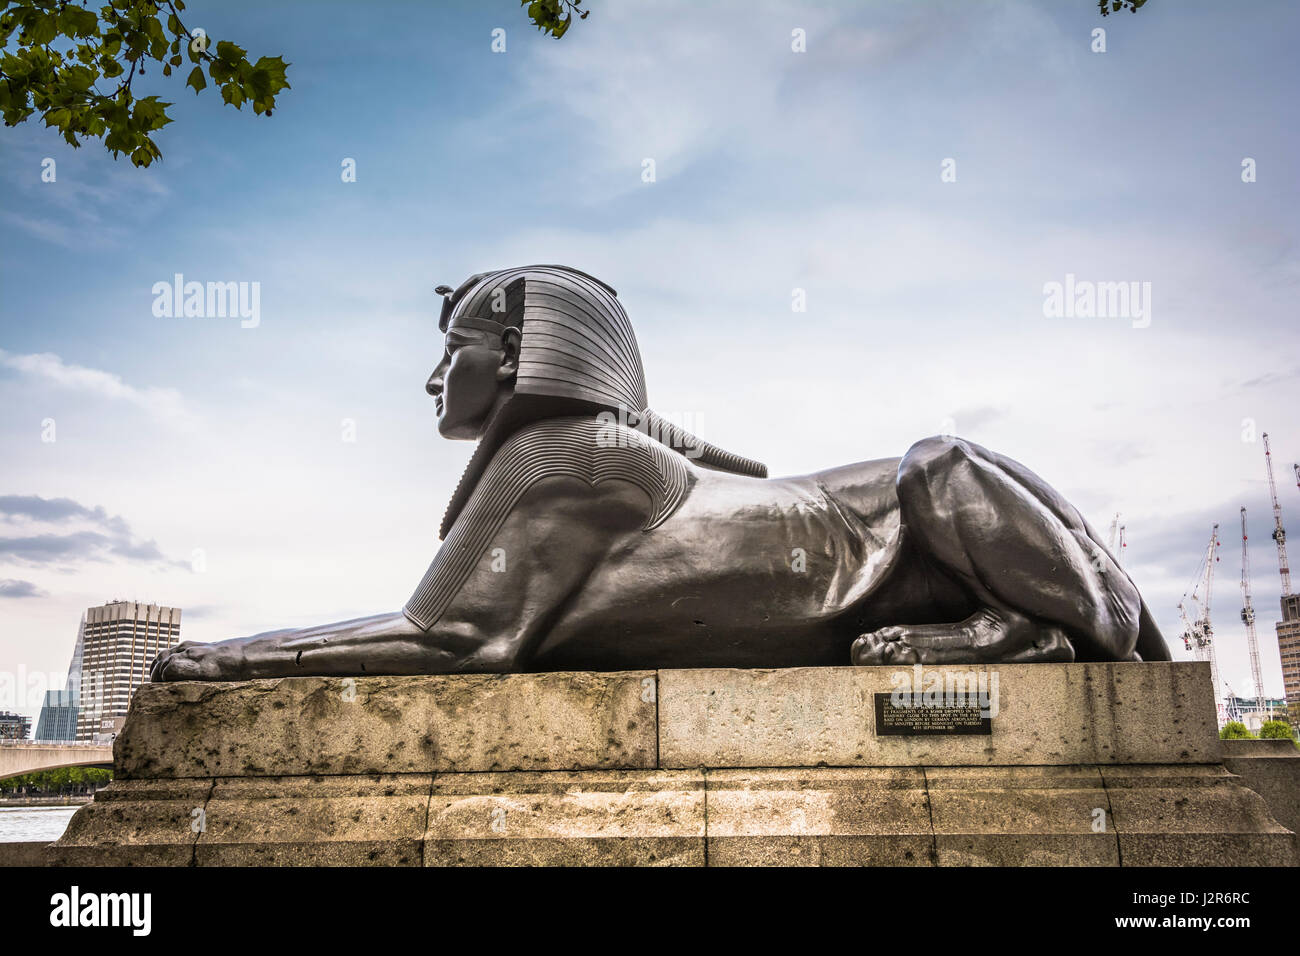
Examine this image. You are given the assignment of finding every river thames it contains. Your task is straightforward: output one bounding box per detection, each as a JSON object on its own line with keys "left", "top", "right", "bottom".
{"left": 0, "top": 806, "right": 78, "bottom": 842}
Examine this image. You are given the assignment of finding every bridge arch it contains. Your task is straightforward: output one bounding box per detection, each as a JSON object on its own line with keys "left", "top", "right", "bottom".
{"left": 0, "top": 743, "right": 114, "bottom": 780}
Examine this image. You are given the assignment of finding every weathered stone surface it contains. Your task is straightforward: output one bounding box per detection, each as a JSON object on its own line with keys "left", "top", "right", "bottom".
{"left": 47, "top": 662, "right": 1295, "bottom": 866}
{"left": 704, "top": 768, "right": 933, "bottom": 866}
{"left": 196, "top": 774, "right": 429, "bottom": 866}
{"left": 1100, "top": 764, "right": 1297, "bottom": 866}
{"left": 657, "top": 663, "right": 1219, "bottom": 768}
{"left": 1222, "top": 737, "right": 1299, "bottom": 756}
{"left": 926, "top": 766, "right": 1119, "bottom": 865}
{"left": 1221, "top": 738, "right": 1300, "bottom": 837}
{"left": 0, "top": 842, "right": 53, "bottom": 867}
{"left": 425, "top": 770, "right": 704, "bottom": 866}
{"left": 47, "top": 778, "right": 211, "bottom": 867}
{"left": 115, "top": 671, "right": 657, "bottom": 777}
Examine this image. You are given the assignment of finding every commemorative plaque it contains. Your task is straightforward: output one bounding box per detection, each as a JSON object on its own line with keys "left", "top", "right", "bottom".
{"left": 873, "top": 692, "right": 993, "bottom": 736}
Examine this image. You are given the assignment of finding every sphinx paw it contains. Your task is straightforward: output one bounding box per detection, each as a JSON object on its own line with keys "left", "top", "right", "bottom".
{"left": 150, "top": 641, "right": 243, "bottom": 682}
{"left": 851, "top": 627, "right": 921, "bottom": 666}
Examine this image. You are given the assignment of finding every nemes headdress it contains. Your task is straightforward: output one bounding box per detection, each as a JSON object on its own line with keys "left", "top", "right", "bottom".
{"left": 433, "top": 265, "right": 767, "bottom": 537}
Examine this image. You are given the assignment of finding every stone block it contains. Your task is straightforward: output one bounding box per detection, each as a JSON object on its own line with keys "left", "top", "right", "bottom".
{"left": 115, "top": 671, "right": 657, "bottom": 778}
{"left": 657, "top": 663, "right": 1218, "bottom": 768}
{"left": 424, "top": 770, "right": 704, "bottom": 866}
{"left": 1222, "top": 738, "right": 1300, "bottom": 757}
{"left": 1100, "top": 764, "right": 1297, "bottom": 866}
{"left": 704, "top": 768, "right": 933, "bottom": 866}
{"left": 926, "top": 765, "right": 1119, "bottom": 865}
{"left": 1221, "top": 739, "right": 1300, "bottom": 836}
{"left": 48, "top": 778, "right": 211, "bottom": 867}
{"left": 195, "top": 774, "right": 430, "bottom": 866}
{"left": 0, "top": 842, "right": 54, "bottom": 867}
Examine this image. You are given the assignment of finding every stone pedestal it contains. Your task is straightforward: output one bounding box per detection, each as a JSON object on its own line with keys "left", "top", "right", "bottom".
{"left": 49, "top": 663, "right": 1297, "bottom": 866}
{"left": 1220, "top": 737, "right": 1300, "bottom": 837}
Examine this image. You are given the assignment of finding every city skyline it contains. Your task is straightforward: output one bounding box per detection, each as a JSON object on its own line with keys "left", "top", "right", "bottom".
{"left": 2, "top": 0, "right": 1300, "bottom": 724}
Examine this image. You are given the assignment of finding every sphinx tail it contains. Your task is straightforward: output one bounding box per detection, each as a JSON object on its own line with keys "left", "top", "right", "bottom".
{"left": 642, "top": 408, "right": 767, "bottom": 478}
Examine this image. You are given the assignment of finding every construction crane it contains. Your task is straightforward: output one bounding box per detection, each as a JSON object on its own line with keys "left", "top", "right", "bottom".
{"left": 1179, "top": 523, "right": 1225, "bottom": 724}
{"left": 1239, "top": 507, "right": 1266, "bottom": 720}
{"left": 1263, "top": 433, "right": 1292, "bottom": 596}
{"left": 1223, "top": 679, "right": 1243, "bottom": 724}
{"left": 1106, "top": 513, "right": 1127, "bottom": 568}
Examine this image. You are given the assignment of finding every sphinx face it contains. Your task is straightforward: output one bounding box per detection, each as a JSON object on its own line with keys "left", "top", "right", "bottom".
{"left": 425, "top": 331, "right": 510, "bottom": 440}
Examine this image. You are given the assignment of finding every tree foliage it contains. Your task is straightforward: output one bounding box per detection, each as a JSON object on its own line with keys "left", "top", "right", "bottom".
{"left": 523, "top": 0, "right": 588, "bottom": 39}
{"left": 0, "top": 1, "right": 289, "bottom": 166}
{"left": 1258, "top": 720, "right": 1298, "bottom": 743}
{"left": 0, "top": 766, "right": 113, "bottom": 793}
{"left": 0, "top": 1, "right": 588, "bottom": 168}
{"left": 1219, "top": 720, "right": 1254, "bottom": 739}
{"left": 1098, "top": 0, "right": 1148, "bottom": 15}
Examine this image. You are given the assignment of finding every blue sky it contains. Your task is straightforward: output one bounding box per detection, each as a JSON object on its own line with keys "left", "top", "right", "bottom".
{"left": 2, "top": 0, "right": 1298, "bottom": 720}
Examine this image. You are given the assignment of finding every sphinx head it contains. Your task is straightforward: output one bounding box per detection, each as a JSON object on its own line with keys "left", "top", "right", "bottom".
{"left": 426, "top": 265, "right": 643, "bottom": 441}
{"left": 426, "top": 264, "right": 767, "bottom": 479}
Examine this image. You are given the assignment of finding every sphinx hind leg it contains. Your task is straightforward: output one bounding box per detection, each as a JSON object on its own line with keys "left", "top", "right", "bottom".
{"left": 852, "top": 606, "right": 1075, "bottom": 665}
{"left": 887, "top": 436, "right": 1142, "bottom": 661}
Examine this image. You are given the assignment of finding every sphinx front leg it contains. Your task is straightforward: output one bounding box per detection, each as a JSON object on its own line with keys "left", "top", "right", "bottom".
{"left": 150, "top": 475, "right": 662, "bottom": 682}
{"left": 851, "top": 607, "right": 1075, "bottom": 665}
{"left": 150, "top": 612, "right": 482, "bottom": 681}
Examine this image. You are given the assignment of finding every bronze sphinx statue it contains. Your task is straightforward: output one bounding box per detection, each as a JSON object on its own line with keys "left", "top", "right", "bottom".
{"left": 152, "top": 264, "right": 1169, "bottom": 681}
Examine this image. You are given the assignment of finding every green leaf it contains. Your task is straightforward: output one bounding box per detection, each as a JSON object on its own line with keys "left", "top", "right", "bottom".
{"left": 59, "top": 7, "right": 99, "bottom": 39}
{"left": 253, "top": 55, "right": 290, "bottom": 90}
{"left": 185, "top": 65, "right": 206, "bottom": 94}
{"left": 63, "top": 65, "right": 96, "bottom": 92}
{"left": 27, "top": 12, "right": 58, "bottom": 46}
{"left": 214, "top": 40, "right": 247, "bottom": 64}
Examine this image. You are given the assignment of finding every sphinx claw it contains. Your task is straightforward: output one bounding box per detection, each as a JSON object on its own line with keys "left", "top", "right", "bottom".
{"left": 852, "top": 629, "right": 920, "bottom": 665}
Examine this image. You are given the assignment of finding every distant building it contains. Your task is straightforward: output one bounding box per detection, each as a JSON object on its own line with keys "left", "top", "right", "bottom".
{"left": 76, "top": 601, "right": 182, "bottom": 744}
{"left": 34, "top": 613, "right": 86, "bottom": 742}
{"left": 33, "top": 689, "right": 79, "bottom": 742}
{"left": 1277, "top": 593, "right": 1300, "bottom": 729}
{"left": 0, "top": 711, "right": 32, "bottom": 740}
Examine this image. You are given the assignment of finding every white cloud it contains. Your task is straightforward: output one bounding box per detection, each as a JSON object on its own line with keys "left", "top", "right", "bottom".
{"left": 0, "top": 349, "right": 192, "bottom": 426}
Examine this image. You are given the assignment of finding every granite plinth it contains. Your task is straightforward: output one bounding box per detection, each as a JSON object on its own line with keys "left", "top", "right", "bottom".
{"left": 49, "top": 662, "right": 1296, "bottom": 867}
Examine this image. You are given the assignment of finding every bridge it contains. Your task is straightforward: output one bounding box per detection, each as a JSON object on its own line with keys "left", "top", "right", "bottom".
{"left": 0, "top": 741, "right": 113, "bottom": 778}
